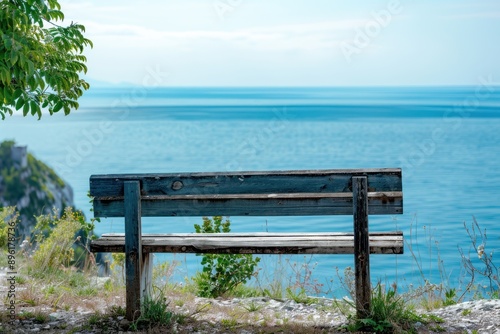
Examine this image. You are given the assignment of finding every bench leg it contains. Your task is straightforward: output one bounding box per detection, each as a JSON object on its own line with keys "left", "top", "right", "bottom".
{"left": 141, "top": 253, "right": 153, "bottom": 300}
{"left": 353, "top": 176, "right": 371, "bottom": 319}
{"left": 124, "top": 181, "right": 143, "bottom": 321}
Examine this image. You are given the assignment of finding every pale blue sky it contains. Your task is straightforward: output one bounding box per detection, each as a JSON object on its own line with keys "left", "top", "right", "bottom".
{"left": 60, "top": 0, "right": 500, "bottom": 86}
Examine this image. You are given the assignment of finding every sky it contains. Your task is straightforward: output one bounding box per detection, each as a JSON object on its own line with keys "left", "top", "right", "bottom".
{"left": 59, "top": 0, "right": 500, "bottom": 87}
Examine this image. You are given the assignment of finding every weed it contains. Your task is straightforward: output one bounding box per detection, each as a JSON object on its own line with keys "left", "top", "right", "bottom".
{"left": 343, "top": 284, "right": 425, "bottom": 333}
{"left": 77, "top": 286, "right": 98, "bottom": 296}
{"left": 242, "top": 300, "right": 262, "bottom": 312}
{"left": 430, "top": 324, "right": 446, "bottom": 332}
{"left": 88, "top": 313, "right": 101, "bottom": 326}
{"left": 461, "top": 308, "right": 472, "bottom": 316}
{"left": 221, "top": 318, "right": 239, "bottom": 329}
{"left": 15, "top": 275, "right": 26, "bottom": 284}
{"left": 286, "top": 287, "right": 317, "bottom": 305}
{"left": 443, "top": 288, "right": 457, "bottom": 306}
{"left": 103, "top": 278, "right": 113, "bottom": 292}
{"left": 18, "top": 311, "right": 34, "bottom": 320}
{"left": 44, "top": 285, "right": 57, "bottom": 296}
{"left": 421, "top": 314, "right": 444, "bottom": 324}
{"left": 130, "top": 295, "right": 173, "bottom": 331}
{"left": 18, "top": 310, "right": 49, "bottom": 323}
{"left": 108, "top": 305, "right": 126, "bottom": 317}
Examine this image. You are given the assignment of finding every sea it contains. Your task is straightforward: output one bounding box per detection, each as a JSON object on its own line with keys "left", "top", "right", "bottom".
{"left": 1, "top": 86, "right": 499, "bottom": 298}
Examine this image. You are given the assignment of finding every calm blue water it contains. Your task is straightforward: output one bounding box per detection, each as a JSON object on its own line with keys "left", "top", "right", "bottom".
{"left": 1, "top": 86, "right": 499, "bottom": 297}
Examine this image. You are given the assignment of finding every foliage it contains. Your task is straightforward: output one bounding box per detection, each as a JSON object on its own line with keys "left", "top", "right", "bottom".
{"left": 193, "top": 216, "right": 261, "bottom": 298}
{"left": 0, "top": 206, "right": 18, "bottom": 249}
{"left": 0, "top": 0, "right": 92, "bottom": 119}
{"left": 343, "top": 284, "right": 425, "bottom": 334}
{"left": 31, "top": 207, "right": 83, "bottom": 271}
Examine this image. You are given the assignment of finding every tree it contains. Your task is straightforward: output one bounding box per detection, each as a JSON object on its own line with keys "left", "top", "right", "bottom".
{"left": 0, "top": 0, "right": 92, "bottom": 120}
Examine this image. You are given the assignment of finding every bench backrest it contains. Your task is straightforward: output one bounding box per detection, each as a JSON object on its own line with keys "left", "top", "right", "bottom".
{"left": 90, "top": 168, "right": 402, "bottom": 218}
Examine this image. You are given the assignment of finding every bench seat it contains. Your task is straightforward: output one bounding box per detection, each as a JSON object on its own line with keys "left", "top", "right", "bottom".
{"left": 91, "top": 231, "right": 404, "bottom": 255}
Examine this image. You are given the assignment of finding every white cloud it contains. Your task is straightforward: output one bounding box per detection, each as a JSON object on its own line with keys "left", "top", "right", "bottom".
{"left": 84, "top": 19, "right": 362, "bottom": 53}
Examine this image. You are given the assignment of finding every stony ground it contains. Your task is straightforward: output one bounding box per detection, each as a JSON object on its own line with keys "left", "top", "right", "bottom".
{"left": 2, "top": 267, "right": 500, "bottom": 333}
{"left": 2, "top": 295, "right": 500, "bottom": 333}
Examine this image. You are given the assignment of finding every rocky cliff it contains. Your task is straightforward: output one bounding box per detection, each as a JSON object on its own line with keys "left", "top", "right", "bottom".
{"left": 0, "top": 140, "right": 74, "bottom": 238}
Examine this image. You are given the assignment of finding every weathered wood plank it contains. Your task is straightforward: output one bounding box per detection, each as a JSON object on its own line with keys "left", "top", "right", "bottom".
{"left": 90, "top": 232, "right": 404, "bottom": 255}
{"left": 141, "top": 253, "right": 153, "bottom": 300}
{"left": 90, "top": 168, "right": 402, "bottom": 198}
{"left": 124, "top": 181, "right": 142, "bottom": 321}
{"left": 353, "top": 176, "right": 370, "bottom": 319}
{"left": 93, "top": 191, "right": 403, "bottom": 217}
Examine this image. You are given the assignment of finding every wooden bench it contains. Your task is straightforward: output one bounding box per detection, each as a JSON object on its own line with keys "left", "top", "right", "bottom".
{"left": 89, "top": 168, "right": 403, "bottom": 320}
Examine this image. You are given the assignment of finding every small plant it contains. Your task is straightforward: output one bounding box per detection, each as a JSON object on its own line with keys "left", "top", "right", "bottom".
{"left": 77, "top": 286, "right": 98, "bottom": 296}
{"left": 130, "top": 295, "right": 173, "bottom": 331}
{"left": 88, "top": 313, "right": 101, "bottom": 326}
{"left": 15, "top": 275, "right": 27, "bottom": 284}
{"left": 461, "top": 308, "right": 472, "bottom": 316}
{"left": 343, "top": 284, "right": 425, "bottom": 333}
{"left": 108, "top": 305, "right": 126, "bottom": 317}
{"left": 221, "top": 318, "right": 239, "bottom": 329}
{"left": 242, "top": 300, "right": 262, "bottom": 312}
{"left": 19, "top": 310, "right": 49, "bottom": 323}
{"left": 193, "top": 216, "right": 260, "bottom": 298}
{"left": 443, "top": 288, "right": 457, "bottom": 306}
{"left": 430, "top": 324, "right": 446, "bottom": 332}
{"left": 286, "top": 287, "right": 316, "bottom": 305}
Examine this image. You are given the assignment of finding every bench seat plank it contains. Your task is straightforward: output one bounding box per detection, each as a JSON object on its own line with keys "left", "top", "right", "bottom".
{"left": 91, "top": 232, "right": 404, "bottom": 255}
{"left": 93, "top": 191, "right": 403, "bottom": 217}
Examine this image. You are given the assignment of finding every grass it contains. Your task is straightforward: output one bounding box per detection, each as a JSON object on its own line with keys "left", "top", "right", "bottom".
{"left": 339, "top": 284, "right": 430, "bottom": 333}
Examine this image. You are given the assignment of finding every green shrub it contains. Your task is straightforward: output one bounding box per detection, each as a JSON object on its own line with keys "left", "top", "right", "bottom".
{"left": 194, "top": 216, "right": 260, "bottom": 298}
{"left": 31, "top": 207, "right": 82, "bottom": 271}
{"left": 0, "top": 206, "right": 18, "bottom": 249}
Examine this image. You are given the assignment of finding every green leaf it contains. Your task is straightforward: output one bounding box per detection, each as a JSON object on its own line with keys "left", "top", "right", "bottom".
{"left": 3, "top": 87, "right": 12, "bottom": 104}
{"left": 10, "top": 52, "right": 19, "bottom": 66}
{"left": 53, "top": 101, "right": 63, "bottom": 113}
{"left": 13, "top": 89, "right": 23, "bottom": 100}
{"left": 30, "top": 100, "right": 39, "bottom": 116}
{"left": 15, "top": 97, "right": 24, "bottom": 111}
{"left": 23, "top": 101, "right": 30, "bottom": 116}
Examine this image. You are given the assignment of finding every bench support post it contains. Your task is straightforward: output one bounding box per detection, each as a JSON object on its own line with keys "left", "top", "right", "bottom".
{"left": 124, "top": 181, "right": 143, "bottom": 321}
{"left": 353, "top": 176, "right": 370, "bottom": 319}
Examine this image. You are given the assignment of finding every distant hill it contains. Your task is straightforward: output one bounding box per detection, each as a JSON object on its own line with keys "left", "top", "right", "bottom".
{"left": 0, "top": 140, "right": 74, "bottom": 239}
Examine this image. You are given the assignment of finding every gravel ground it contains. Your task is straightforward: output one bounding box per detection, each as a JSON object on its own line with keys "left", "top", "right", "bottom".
{"left": 2, "top": 296, "right": 500, "bottom": 333}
